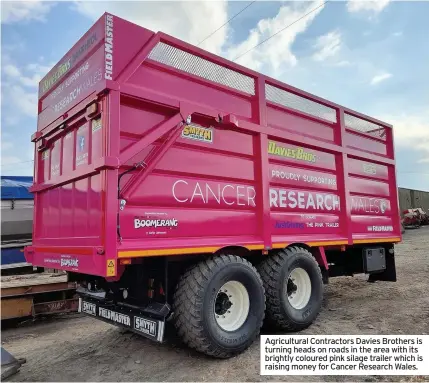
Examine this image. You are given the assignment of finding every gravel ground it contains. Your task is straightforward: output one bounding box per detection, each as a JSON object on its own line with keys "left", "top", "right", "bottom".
{"left": 3, "top": 227, "right": 429, "bottom": 382}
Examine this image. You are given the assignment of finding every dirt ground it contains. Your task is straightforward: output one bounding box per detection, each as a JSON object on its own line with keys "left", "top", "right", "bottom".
{"left": 2, "top": 227, "right": 429, "bottom": 382}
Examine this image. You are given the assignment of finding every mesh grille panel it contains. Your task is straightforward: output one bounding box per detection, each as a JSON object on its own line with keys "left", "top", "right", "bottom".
{"left": 344, "top": 113, "right": 386, "bottom": 139}
{"left": 265, "top": 84, "right": 337, "bottom": 123}
{"left": 148, "top": 42, "right": 255, "bottom": 95}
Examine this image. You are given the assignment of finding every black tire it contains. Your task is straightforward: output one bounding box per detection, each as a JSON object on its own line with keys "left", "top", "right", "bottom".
{"left": 258, "top": 246, "right": 323, "bottom": 331}
{"left": 173, "top": 254, "right": 265, "bottom": 358}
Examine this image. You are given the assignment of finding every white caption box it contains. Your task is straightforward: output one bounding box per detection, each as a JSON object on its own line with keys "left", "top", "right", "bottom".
{"left": 260, "top": 335, "right": 429, "bottom": 375}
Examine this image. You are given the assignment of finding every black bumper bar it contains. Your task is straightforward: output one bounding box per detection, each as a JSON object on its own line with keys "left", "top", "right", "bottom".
{"left": 78, "top": 292, "right": 169, "bottom": 343}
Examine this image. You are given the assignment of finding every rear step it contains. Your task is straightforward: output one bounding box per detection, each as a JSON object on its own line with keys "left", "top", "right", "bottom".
{"left": 77, "top": 289, "right": 170, "bottom": 342}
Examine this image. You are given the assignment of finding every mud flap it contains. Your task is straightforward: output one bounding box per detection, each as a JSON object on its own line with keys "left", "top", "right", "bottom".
{"left": 367, "top": 249, "right": 397, "bottom": 282}
{"left": 78, "top": 296, "right": 166, "bottom": 342}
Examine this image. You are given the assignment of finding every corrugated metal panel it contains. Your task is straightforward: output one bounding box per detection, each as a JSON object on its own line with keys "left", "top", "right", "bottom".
{"left": 413, "top": 189, "right": 429, "bottom": 211}
{"left": 398, "top": 187, "right": 429, "bottom": 214}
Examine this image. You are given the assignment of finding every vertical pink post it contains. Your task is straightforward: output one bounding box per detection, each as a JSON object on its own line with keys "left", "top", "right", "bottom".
{"left": 386, "top": 125, "right": 401, "bottom": 238}
{"left": 335, "top": 108, "right": 353, "bottom": 245}
{"left": 254, "top": 76, "right": 272, "bottom": 250}
{"left": 104, "top": 89, "right": 121, "bottom": 277}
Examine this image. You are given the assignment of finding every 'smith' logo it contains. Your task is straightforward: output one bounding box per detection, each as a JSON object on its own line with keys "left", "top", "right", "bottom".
{"left": 268, "top": 141, "right": 316, "bottom": 163}
{"left": 61, "top": 258, "right": 79, "bottom": 267}
{"left": 134, "top": 317, "right": 157, "bottom": 337}
{"left": 181, "top": 124, "right": 213, "bottom": 143}
{"left": 82, "top": 302, "right": 96, "bottom": 316}
{"left": 134, "top": 218, "right": 178, "bottom": 229}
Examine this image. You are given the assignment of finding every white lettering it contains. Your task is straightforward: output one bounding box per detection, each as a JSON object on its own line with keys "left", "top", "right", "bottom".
{"left": 288, "top": 191, "right": 297, "bottom": 208}
{"left": 307, "top": 193, "right": 315, "bottom": 209}
{"left": 173, "top": 180, "right": 258, "bottom": 207}
{"left": 134, "top": 218, "right": 178, "bottom": 229}
{"left": 316, "top": 194, "right": 324, "bottom": 210}
{"left": 172, "top": 180, "right": 188, "bottom": 202}
{"left": 269, "top": 189, "right": 341, "bottom": 211}
{"left": 191, "top": 182, "right": 205, "bottom": 203}
{"left": 352, "top": 197, "right": 388, "bottom": 214}
{"left": 82, "top": 302, "right": 96, "bottom": 315}
{"left": 206, "top": 183, "right": 221, "bottom": 204}
{"left": 368, "top": 225, "right": 393, "bottom": 232}
{"left": 105, "top": 15, "right": 114, "bottom": 80}
{"left": 298, "top": 192, "right": 305, "bottom": 209}
{"left": 99, "top": 307, "right": 130, "bottom": 326}
{"left": 135, "top": 317, "right": 157, "bottom": 336}
{"left": 236, "top": 186, "right": 245, "bottom": 206}
{"left": 247, "top": 187, "right": 256, "bottom": 207}
{"left": 53, "top": 68, "right": 102, "bottom": 113}
{"left": 325, "top": 194, "right": 332, "bottom": 211}
{"left": 270, "top": 189, "right": 278, "bottom": 207}
{"left": 279, "top": 189, "right": 287, "bottom": 208}
{"left": 222, "top": 185, "right": 235, "bottom": 205}
{"left": 60, "top": 258, "right": 79, "bottom": 267}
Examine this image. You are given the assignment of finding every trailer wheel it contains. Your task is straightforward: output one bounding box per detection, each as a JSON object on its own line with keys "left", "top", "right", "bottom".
{"left": 173, "top": 254, "right": 265, "bottom": 358}
{"left": 258, "top": 246, "right": 323, "bottom": 331}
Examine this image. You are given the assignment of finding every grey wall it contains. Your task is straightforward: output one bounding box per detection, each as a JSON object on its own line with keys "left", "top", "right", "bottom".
{"left": 398, "top": 188, "right": 429, "bottom": 215}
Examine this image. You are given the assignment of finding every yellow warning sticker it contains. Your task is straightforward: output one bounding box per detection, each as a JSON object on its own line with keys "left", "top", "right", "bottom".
{"left": 106, "top": 259, "right": 116, "bottom": 277}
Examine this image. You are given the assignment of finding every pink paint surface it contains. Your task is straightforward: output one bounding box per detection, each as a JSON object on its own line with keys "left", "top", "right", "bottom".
{"left": 26, "top": 13, "right": 401, "bottom": 277}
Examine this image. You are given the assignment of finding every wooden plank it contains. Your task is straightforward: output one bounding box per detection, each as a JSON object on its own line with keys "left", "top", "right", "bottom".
{"left": 1, "top": 282, "right": 76, "bottom": 298}
{"left": 1, "top": 272, "right": 68, "bottom": 289}
{"left": 34, "top": 298, "right": 79, "bottom": 315}
{"left": 1, "top": 297, "right": 33, "bottom": 320}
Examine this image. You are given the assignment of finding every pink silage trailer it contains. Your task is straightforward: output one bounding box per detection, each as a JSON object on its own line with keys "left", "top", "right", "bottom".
{"left": 25, "top": 13, "right": 401, "bottom": 358}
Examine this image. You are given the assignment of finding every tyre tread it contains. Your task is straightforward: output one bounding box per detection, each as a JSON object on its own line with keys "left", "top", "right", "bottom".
{"left": 173, "top": 254, "right": 265, "bottom": 358}
{"left": 258, "top": 246, "right": 323, "bottom": 331}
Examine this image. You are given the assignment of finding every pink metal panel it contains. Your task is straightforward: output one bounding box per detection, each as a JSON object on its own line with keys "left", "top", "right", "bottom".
{"left": 128, "top": 175, "right": 257, "bottom": 210}
{"left": 348, "top": 176, "right": 390, "bottom": 197}
{"left": 351, "top": 195, "right": 392, "bottom": 216}
{"left": 271, "top": 212, "right": 341, "bottom": 235}
{"left": 120, "top": 207, "right": 258, "bottom": 239}
{"left": 156, "top": 148, "right": 255, "bottom": 181}
{"left": 351, "top": 215, "right": 396, "bottom": 237}
{"left": 129, "top": 64, "right": 253, "bottom": 119}
{"left": 120, "top": 99, "right": 173, "bottom": 137}
{"left": 27, "top": 12, "right": 401, "bottom": 277}
{"left": 267, "top": 105, "right": 335, "bottom": 143}
{"left": 348, "top": 157, "right": 389, "bottom": 180}
{"left": 269, "top": 188, "right": 341, "bottom": 213}
{"left": 345, "top": 131, "right": 387, "bottom": 156}
{"left": 268, "top": 139, "right": 336, "bottom": 171}
{"left": 269, "top": 163, "right": 337, "bottom": 191}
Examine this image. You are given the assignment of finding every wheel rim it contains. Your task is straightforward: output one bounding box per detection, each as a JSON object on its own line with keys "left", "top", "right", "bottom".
{"left": 287, "top": 267, "right": 312, "bottom": 310}
{"left": 214, "top": 280, "right": 250, "bottom": 332}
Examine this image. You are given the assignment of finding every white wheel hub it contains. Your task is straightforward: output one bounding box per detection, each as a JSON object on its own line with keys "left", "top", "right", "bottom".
{"left": 214, "top": 280, "right": 250, "bottom": 332}
{"left": 287, "top": 267, "right": 312, "bottom": 310}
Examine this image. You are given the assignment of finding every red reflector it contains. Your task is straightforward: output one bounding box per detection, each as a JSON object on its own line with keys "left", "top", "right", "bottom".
{"left": 120, "top": 259, "right": 131, "bottom": 265}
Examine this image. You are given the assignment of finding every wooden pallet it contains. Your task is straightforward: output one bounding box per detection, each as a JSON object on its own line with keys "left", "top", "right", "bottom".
{"left": 1, "top": 272, "right": 78, "bottom": 320}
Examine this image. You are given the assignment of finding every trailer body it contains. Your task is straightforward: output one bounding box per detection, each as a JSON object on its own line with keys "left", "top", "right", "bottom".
{"left": 25, "top": 13, "right": 401, "bottom": 357}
